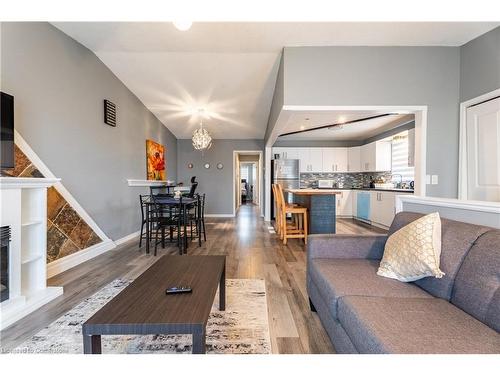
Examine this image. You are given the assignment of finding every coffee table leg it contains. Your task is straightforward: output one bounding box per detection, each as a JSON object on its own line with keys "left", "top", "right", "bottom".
{"left": 192, "top": 328, "right": 206, "bottom": 354}
{"left": 83, "top": 334, "right": 102, "bottom": 354}
{"left": 219, "top": 263, "right": 226, "bottom": 311}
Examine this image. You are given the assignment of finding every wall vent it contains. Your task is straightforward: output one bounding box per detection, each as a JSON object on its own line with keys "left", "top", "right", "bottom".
{"left": 104, "top": 100, "right": 116, "bottom": 127}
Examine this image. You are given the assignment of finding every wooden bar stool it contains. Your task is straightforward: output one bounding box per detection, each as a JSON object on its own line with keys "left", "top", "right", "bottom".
{"left": 276, "top": 184, "right": 308, "bottom": 245}
{"left": 272, "top": 184, "right": 282, "bottom": 235}
{"left": 272, "top": 183, "right": 299, "bottom": 237}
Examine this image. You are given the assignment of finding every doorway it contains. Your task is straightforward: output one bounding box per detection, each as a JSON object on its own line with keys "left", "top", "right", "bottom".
{"left": 233, "top": 151, "right": 263, "bottom": 216}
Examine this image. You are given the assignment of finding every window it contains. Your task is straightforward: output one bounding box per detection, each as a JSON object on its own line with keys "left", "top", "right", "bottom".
{"left": 240, "top": 166, "right": 249, "bottom": 181}
{"left": 391, "top": 130, "right": 414, "bottom": 183}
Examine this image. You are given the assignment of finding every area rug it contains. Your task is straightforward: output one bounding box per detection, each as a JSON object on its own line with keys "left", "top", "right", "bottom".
{"left": 10, "top": 279, "right": 271, "bottom": 354}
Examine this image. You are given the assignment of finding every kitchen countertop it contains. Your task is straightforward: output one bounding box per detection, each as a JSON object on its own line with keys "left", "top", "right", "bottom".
{"left": 284, "top": 188, "right": 342, "bottom": 195}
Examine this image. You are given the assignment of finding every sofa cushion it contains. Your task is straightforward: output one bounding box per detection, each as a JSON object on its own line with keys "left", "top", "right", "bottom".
{"left": 308, "top": 258, "right": 432, "bottom": 320}
{"left": 338, "top": 296, "right": 500, "bottom": 354}
{"left": 388, "top": 212, "right": 491, "bottom": 300}
{"left": 451, "top": 229, "right": 500, "bottom": 332}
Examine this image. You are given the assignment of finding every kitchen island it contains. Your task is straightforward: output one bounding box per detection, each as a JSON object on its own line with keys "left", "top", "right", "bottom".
{"left": 284, "top": 189, "right": 341, "bottom": 234}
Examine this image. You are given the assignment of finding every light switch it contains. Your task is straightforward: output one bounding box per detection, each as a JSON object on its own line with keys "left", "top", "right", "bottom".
{"left": 431, "top": 175, "right": 439, "bottom": 185}
{"left": 426, "top": 175, "right": 431, "bottom": 184}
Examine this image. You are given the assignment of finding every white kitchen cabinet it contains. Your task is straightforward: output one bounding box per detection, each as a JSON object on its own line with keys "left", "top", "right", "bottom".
{"left": 272, "top": 147, "right": 285, "bottom": 159}
{"left": 334, "top": 148, "right": 348, "bottom": 172}
{"left": 272, "top": 147, "right": 299, "bottom": 160}
{"left": 309, "top": 148, "right": 323, "bottom": 172}
{"left": 360, "top": 140, "right": 392, "bottom": 172}
{"left": 407, "top": 128, "right": 415, "bottom": 167}
{"left": 322, "top": 148, "right": 335, "bottom": 172}
{"left": 348, "top": 146, "right": 361, "bottom": 172}
{"left": 370, "top": 191, "right": 395, "bottom": 228}
{"left": 321, "top": 147, "right": 348, "bottom": 173}
{"left": 336, "top": 190, "right": 352, "bottom": 217}
{"left": 370, "top": 190, "right": 414, "bottom": 228}
{"left": 298, "top": 148, "right": 310, "bottom": 172}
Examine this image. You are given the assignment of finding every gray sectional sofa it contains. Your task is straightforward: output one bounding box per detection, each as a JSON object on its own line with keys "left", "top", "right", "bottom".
{"left": 307, "top": 212, "right": 500, "bottom": 353}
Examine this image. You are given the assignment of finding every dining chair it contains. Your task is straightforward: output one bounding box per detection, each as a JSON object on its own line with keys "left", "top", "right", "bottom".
{"left": 150, "top": 195, "right": 185, "bottom": 256}
{"left": 276, "top": 184, "right": 308, "bottom": 245}
{"left": 150, "top": 185, "right": 173, "bottom": 197}
{"left": 138, "top": 194, "right": 150, "bottom": 249}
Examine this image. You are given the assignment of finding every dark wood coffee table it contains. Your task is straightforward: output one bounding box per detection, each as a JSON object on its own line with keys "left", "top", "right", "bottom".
{"left": 82, "top": 255, "right": 226, "bottom": 354}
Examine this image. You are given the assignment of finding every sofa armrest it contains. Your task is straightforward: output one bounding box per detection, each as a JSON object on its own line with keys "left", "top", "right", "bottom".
{"left": 307, "top": 234, "right": 388, "bottom": 261}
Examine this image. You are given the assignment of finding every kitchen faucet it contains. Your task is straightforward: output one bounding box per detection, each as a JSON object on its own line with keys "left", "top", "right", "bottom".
{"left": 391, "top": 174, "right": 403, "bottom": 189}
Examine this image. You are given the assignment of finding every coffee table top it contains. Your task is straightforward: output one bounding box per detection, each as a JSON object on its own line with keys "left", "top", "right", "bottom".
{"left": 83, "top": 256, "right": 225, "bottom": 331}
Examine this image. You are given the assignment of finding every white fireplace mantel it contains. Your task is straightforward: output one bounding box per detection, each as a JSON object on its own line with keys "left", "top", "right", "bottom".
{"left": 0, "top": 177, "right": 63, "bottom": 330}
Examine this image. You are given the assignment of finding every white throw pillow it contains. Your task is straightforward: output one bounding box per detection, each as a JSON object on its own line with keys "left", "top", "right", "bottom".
{"left": 377, "top": 212, "right": 445, "bottom": 282}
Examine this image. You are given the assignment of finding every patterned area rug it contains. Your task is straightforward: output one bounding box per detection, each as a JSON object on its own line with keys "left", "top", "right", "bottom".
{"left": 10, "top": 279, "right": 271, "bottom": 354}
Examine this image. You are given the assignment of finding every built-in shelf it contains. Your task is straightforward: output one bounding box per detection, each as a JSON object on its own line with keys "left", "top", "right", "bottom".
{"left": 21, "top": 220, "right": 43, "bottom": 227}
{"left": 21, "top": 253, "right": 44, "bottom": 265}
{"left": 0, "top": 177, "right": 63, "bottom": 330}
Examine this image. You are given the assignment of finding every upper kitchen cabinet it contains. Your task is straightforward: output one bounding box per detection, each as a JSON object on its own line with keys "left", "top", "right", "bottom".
{"left": 360, "top": 140, "right": 392, "bottom": 172}
{"left": 322, "top": 147, "right": 348, "bottom": 172}
{"left": 347, "top": 146, "right": 362, "bottom": 172}
{"left": 272, "top": 147, "right": 299, "bottom": 160}
{"left": 297, "top": 148, "right": 323, "bottom": 172}
{"left": 309, "top": 148, "right": 323, "bottom": 172}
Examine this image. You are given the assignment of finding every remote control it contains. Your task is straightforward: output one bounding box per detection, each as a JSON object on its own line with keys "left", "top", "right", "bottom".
{"left": 165, "top": 286, "right": 192, "bottom": 294}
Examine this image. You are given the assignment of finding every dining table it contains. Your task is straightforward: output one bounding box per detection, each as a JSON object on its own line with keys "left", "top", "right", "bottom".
{"left": 144, "top": 196, "right": 198, "bottom": 255}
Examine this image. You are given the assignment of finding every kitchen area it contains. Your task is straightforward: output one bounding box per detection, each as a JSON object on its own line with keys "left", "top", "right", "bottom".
{"left": 271, "top": 113, "right": 416, "bottom": 233}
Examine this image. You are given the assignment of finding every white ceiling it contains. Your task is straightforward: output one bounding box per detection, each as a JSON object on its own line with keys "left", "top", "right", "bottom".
{"left": 52, "top": 22, "right": 499, "bottom": 139}
{"left": 279, "top": 111, "right": 413, "bottom": 141}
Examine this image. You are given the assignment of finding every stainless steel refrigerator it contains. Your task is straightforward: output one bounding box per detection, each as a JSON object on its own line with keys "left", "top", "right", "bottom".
{"left": 271, "top": 159, "right": 300, "bottom": 219}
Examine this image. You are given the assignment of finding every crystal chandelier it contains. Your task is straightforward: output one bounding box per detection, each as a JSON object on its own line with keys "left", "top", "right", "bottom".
{"left": 192, "top": 118, "right": 213, "bottom": 151}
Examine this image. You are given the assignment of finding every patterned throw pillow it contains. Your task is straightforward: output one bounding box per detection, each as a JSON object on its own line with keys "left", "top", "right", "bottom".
{"left": 377, "top": 212, "right": 445, "bottom": 282}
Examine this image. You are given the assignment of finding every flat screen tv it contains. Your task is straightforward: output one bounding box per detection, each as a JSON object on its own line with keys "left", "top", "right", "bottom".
{"left": 1, "top": 92, "right": 15, "bottom": 169}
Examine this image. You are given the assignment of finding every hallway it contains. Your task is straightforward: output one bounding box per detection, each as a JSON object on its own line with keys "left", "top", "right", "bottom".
{"left": 1, "top": 204, "right": 384, "bottom": 354}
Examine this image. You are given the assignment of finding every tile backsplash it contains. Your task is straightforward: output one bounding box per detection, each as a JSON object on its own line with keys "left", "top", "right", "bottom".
{"left": 300, "top": 172, "right": 393, "bottom": 189}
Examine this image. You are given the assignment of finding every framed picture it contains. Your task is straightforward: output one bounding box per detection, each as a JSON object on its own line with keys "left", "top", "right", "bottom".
{"left": 146, "top": 140, "right": 166, "bottom": 180}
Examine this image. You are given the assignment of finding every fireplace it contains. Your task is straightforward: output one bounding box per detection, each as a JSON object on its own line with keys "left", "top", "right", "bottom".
{"left": 1, "top": 226, "right": 10, "bottom": 303}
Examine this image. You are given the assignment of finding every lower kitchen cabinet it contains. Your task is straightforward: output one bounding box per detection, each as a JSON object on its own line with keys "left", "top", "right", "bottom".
{"left": 351, "top": 190, "right": 413, "bottom": 228}
{"left": 336, "top": 190, "right": 352, "bottom": 217}
{"left": 370, "top": 191, "right": 395, "bottom": 228}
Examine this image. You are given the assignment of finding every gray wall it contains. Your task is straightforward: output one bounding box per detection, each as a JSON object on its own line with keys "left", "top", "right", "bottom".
{"left": 177, "top": 139, "right": 264, "bottom": 215}
{"left": 1, "top": 22, "right": 177, "bottom": 240}
{"left": 460, "top": 26, "right": 500, "bottom": 102}
{"left": 268, "top": 46, "right": 460, "bottom": 198}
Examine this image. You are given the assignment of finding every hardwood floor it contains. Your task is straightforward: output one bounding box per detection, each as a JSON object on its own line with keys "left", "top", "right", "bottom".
{"left": 0, "top": 204, "right": 385, "bottom": 354}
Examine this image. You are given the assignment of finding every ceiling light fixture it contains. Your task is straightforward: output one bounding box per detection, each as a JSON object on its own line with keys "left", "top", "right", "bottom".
{"left": 192, "top": 108, "right": 212, "bottom": 152}
{"left": 173, "top": 20, "right": 192, "bottom": 31}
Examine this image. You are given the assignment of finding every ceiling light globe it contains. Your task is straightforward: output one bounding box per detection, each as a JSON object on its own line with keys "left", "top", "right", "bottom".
{"left": 173, "top": 20, "right": 192, "bottom": 31}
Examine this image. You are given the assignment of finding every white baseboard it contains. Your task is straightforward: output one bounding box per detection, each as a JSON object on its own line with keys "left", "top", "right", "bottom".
{"left": 47, "top": 239, "right": 115, "bottom": 278}
{"left": 114, "top": 230, "right": 140, "bottom": 246}
{"left": 205, "top": 214, "right": 235, "bottom": 218}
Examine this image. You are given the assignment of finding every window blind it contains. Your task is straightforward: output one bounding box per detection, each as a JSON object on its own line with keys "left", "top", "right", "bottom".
{"left": 391, "top": 130, "right": 415, "bottom": 182}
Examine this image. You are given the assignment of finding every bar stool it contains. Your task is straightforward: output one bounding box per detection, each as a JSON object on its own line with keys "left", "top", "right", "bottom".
{"left": 276, "top": 184, "right": 308, "bottom": 245}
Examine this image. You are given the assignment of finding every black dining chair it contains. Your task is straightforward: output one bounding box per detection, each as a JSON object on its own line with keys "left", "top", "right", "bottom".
{"left": 189, "top": 193, "right": 206, "bottom": 244}
{"left": 138, "top": 194, "right": 150, "bottom": 249}
{"left": 187, "top": 182, "right": 198, "bottom": 198}
{"left": 150, "top": 195, "right": 185, "bottom": 256}
{"left": 150, "top": 185, "right": 173, "bottom": 197}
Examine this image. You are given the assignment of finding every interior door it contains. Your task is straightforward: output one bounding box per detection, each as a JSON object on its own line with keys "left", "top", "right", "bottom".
{"left": 466, "top": 97, "right": 500, "bottom": 202}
